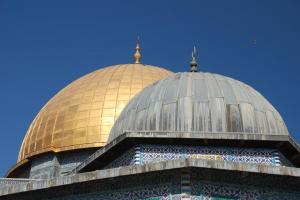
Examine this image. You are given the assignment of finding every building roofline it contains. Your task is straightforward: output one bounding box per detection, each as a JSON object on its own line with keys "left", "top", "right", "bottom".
{"left": 1, "top": 158, "right": 300, "bottom": 197}
{"left": 74, "top": 131, "right": 300, "bottom": 173}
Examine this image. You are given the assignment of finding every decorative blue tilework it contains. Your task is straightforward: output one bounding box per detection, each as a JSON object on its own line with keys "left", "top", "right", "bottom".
{"left": 50, "top": 171, "right": 181, "bottom": 200}
{"left": 104, "top": 147, "right": 136, "bottom": 169}
{"left": 191, "top": 181, "right": 261, "bottom": 200}
{"left": 141, "top": 145, "right": 282, "bottom": 166}
{"left": 191, "top": 169, "right": 300, "bottom": 200}
{"left": 47, "top": 169, "right": 300, "bottom": 200}
{"left": 104, "top": 144, "right": 291, "bottom": 169}
{"left": 191, "top": 180, "right": 300, "bottom": 200}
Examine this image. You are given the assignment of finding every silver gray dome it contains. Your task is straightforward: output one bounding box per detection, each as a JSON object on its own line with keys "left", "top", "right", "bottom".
{"left": 109, "top": 72, "right": 289, "bottom": 142}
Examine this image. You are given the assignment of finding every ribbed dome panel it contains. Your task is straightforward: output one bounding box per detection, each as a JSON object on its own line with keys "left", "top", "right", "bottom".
{"left": 109, "top": 72, "right": 288, "bottom": 142}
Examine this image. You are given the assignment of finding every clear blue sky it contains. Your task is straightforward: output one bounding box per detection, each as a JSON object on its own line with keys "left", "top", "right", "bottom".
{"left": 0, "top": 0, "right": 299, "bottom": 176}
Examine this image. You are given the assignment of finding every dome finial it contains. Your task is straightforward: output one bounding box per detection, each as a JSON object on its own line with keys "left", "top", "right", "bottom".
{"left": 190, "top": 46, "right": 198, "bottom": 72}
{"left": 134, "top": 36, "right": 141, "bottom": 64}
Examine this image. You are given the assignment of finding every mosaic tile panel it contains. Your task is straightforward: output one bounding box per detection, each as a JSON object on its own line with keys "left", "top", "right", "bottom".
{"left": 74, "top": 184, "right": 178, "bottom": 200}
{"left": 47, "top": 168, "right": 300, "bottom": 200}
{"left": 104, "top": 147, "right": 136, "bottom": 169}
{"left": 104, "top": 144, "right": 291, "bottom": 169}
{"left": 50, "top": 170, "right": 181, "bottom": 200}
{"left": 191, "top": 180, "right": 300, "bottom": 200}
{"left": 141, "top": 145, "right": 280, "bottom": 166}
{"left": 191, "top": 168, "right": 300, "bottom": 200}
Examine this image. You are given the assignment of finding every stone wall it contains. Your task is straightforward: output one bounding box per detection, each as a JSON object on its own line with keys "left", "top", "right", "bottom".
{"left": 28, "top": 149, "right": 96, "bottom": 179}
{"left": 58, "top": 150, "right": 95, "bottom": 176}
{"left": 0, "top": 178, "right": 34, "bottom": 191}
{"left": 29, "top": 154, "right": 59, "bottom": 179}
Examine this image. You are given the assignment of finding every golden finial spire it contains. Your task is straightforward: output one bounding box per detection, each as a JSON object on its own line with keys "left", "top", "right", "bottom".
{"left": 134, "top": 37, "right": 141, "bottom": 64}
{"left": 190, "top": 46, "right": 198, "bottom": 72}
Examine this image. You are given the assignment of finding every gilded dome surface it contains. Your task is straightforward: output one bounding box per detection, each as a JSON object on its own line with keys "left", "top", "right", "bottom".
{"left": 109, "top": 72, "right": 289, "bottom": 142}
{"left": 18, "top": 64, "right": 173, "bottom": 162}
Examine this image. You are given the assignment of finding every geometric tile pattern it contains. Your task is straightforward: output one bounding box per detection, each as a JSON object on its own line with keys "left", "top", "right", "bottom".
{"left": 104, "top": 147, "right": 136, "bottom": 169}
{"left": 191, "top": 180, "right": 300, "bottom": 200}
{"left": 51, "top": 171, "right": 181, "bottom": 200}
{"left": 104, "top": 144, "right": 291, "bottom": 169}
{"left": 191, "top": 169, "right": 300, "bottom": 200}
{"left": 191, "top": 181, "right": 261, "bottom": 200}
{"left": 48, "top": 169, "right": 300, "bottom": 200}
{"left": 141, "top": 145, "right": 283, "bottom": 166}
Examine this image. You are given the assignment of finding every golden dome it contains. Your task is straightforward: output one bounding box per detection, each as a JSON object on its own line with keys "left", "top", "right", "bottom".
{"left": 18, "top": 64, "right": 173, "bottom": 162}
